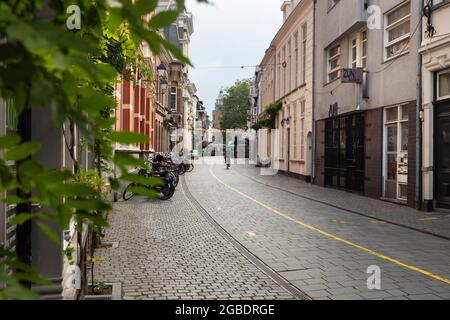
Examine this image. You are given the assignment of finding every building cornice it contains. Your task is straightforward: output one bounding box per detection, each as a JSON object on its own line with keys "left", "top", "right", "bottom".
{"left": 259, "top": 0, "right": 313, "bottom": 67}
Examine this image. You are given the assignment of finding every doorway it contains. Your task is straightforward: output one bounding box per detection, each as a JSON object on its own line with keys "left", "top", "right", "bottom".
{"left": 324, "top": 112, "right": 365, "bottom": 192}
{"left": 436, "top": 102, "right": 450, "bottom": 209}
{"left": 286, "top": 128, "right": 290, "bottom": 172}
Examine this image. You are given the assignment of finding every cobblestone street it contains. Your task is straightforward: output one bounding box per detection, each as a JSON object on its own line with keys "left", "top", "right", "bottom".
{"left": 94, "top": 176, "right": 300, "bottom": 300}
{"left": 95, "top": 159, "right": 450, "bottom": 300}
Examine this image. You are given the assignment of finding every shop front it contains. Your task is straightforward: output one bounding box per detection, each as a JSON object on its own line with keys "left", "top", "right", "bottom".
{"left": 435, "top": 69, "right": 450, "bottom": 209}
{"left": 324, "top": 112, "right": 365, "bottom": 192}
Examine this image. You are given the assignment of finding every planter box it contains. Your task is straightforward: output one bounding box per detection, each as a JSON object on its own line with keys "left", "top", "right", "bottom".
{"left": 84, "top": 282, "right": 122, "bottom": 300}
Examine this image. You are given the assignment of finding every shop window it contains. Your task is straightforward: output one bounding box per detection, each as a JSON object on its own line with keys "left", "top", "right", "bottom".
{"left": 438, "top": 69, "right": 450, "bottom": 100}
{"left": 384, "top": 105, "right": 409, "bottom": 200}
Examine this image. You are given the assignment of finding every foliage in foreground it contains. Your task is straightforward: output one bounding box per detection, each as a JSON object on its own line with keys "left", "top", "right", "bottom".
{"left": 0, "top": 0, "right": 207, "bottom": 299}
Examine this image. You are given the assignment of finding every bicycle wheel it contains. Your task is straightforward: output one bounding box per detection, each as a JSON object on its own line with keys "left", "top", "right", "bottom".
{"left": 123, "top": 183, "right": 136, "bottom": 201}
{"left": 158, "top": 184, "right": 176, "bottom": 200}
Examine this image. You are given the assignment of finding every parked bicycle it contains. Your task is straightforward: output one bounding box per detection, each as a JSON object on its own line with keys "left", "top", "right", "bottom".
{"left": 123, "top": 167, "right": 176, "bottom": 201}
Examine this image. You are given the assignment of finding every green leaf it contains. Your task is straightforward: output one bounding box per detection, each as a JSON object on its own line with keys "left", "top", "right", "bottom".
{"left": 135, "top": 0, "right": 159, "bottom": 16}
{"left": 113, "top": 153, "right": 147, "bottom": 168}
{"left": 9, "top": 213, "right": 35, "bottom": 225}
{"left": 0, "top": 134, "right": 21, "bottom": 149}
{"left": 111, "top": 131, "right": 149, "bottom": 144}
{"left": 36, "top": 169, "right": 72, "bottom": 185}
{"left": 108, "top": 177, "right": 120, "bottom": 190}
{"left": 52, "top": 183, "right": 98, "bottom": 197}
{"left": 66, "top": 199, "right": 112, "bottom": 212}
{"left": 75, "top": 212, "right": 109, "bottom": 227}
{"left": 3, "top": 196, "right": 26, "bottom": 205}
{"left": 36, "top": 222, "right": 60, "bottom": 245}
{"left": 6, "top": 142, "right": 41, "bottom": 161}
{"left": 121, "top": 172, "right": 164, "bottom": 187}
{"left": 148, "top": 10, "right": 180, "bottom": 29}
{"left": 160, "top": 37, "right": 191, "bottom": 65}
{"left": 130, "top": 185, "right": 159, "bottom": 198}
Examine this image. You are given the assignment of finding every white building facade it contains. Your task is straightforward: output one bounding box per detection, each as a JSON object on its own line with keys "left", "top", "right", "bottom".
{"left": 420, "top": 0, "right": 450, "bottom": 210}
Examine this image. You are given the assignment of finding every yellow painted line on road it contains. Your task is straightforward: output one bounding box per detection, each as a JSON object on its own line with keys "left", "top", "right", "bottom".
{"left": 418, "top": 217, "right": 439, "bottom": 221}
{"left": 209, "top": 166, "right": 450, "bottom": 286}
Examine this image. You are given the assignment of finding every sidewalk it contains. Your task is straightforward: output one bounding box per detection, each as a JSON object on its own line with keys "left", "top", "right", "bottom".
{"left": 234, "top": 165, "right": 450, "bottom": 240}
{"left": 93, "top": 179, "right": 298, "bottom": 300}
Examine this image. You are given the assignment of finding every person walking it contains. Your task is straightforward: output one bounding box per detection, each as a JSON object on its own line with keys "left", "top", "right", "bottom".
{"left": 224, "top": 144, "right": 231, "bottom": 169}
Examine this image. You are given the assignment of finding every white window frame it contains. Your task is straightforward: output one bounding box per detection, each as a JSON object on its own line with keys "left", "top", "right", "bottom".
{"left": 384, "top": 1, "right": 411, "bottom": 61}
{"left": 383, "top": 104, "right": 409, "bottom": 201}
{"left": 349, "top": 30, "right": 367, "bottom": 69}
{"left": 327, "top": 45, "right": 341, "bottom": 83}
{"left": 301, "top": 23, "right": 307, "bottom": 85}
{"left": 170, "top": 86, "right": 177, "bottom": 112}
{"left": 287, "top": 40, "right": 292, "bottom": 93}
{"left": 300, "top": 100, "right": 305, "bottom": 160}
{"left": 294, "top": 32, "right": 299, "bottom": 88}
{"left": 437, "top": 69, "right": 450, "bottom": 100}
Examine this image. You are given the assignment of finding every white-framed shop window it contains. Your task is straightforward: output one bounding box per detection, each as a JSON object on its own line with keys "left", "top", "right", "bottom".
{"left": 437, "top": 69, "right": 450, "bottom": 100}
{"left": 383, "top": 104, "right": 409, "bottom": 200}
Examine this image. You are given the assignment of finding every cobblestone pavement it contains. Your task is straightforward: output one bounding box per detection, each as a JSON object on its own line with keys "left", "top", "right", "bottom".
{"left": 94, "top": 179, "right": 299, "bottom": 300}
{"left": 184, "top": 159, "right": 450, "bottom": 300}
{"left": 233, "top": 164, "right": 450, "bottom": 239}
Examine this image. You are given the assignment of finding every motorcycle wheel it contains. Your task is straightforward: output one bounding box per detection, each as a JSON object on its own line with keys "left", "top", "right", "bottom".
{"left": 123, "top": 183, "right": 136, "bottom": 201}
{"left": 158, "top": 184, "right": 176, "bottom": 200}
{"left": 185, "top": 163, "right": 194, "bottom": 172}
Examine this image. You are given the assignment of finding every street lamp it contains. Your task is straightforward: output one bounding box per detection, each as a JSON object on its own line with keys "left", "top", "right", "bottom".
{"left": 157, "top": 62, "right": 167, "bottom": 77}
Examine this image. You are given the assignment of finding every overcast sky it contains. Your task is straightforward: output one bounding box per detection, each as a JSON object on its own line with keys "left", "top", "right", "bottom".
{"left": 187, "top": 0, "right": 282, "bottom": 116}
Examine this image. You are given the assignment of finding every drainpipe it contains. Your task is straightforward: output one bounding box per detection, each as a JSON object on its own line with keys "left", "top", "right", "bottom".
{"left": 416, "top": 0, "right": 424, "bottom": 210}
{"left": 311, "top": 0, "right": 317, "bottom": 183}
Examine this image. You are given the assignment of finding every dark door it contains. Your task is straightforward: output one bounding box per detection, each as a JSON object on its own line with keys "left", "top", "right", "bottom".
{"left": 287, "top": 128, "right": 290, "bottom": 172}
{"left": 345, "top": 114, "right": 365, "bottom": 192}
{"left": 325, "top": 113, "right": 365, "bottom": 192}
{"left": 436, "top": 103, "right": 450, "bottom": 208}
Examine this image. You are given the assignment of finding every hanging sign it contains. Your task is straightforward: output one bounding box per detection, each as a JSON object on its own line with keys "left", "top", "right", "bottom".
{"left": 342, "top": 68, "right": 364, "bottom": 84}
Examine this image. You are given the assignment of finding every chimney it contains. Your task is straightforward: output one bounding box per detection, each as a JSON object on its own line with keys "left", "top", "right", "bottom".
{"left": 281, "top": 1, "right": 292, "bottom": 23}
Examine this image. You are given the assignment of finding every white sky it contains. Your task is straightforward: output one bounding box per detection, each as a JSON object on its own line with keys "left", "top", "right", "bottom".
{"left": 187, "top": 0, "right": 282, "bottom": 116}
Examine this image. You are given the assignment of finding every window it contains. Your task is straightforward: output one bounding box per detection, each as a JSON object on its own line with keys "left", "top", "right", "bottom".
{"left": 438, "top": 69, "right": 450, "bottom": 100}
{"left": 384, "top": 1, "right": 411, "bottom": 60}
{"left": 349, "top": 30, "right": 367, "bottom": 69}
{"left": 350, "top": 37, "right": 358, "bottom": 69}
{"left": 281, "top": 110, "right": 285, "bottom": 157}
{"left": 287, "top": 40, "right": 291, "bottom": 93}
{"left": 301, "top": 23, "right": 307, "bottom": 84}
{"left": 384, "top": 105, "right": 409, "bottom": 200}
{"left": 293, "top": 102, "right": 298, "bottom": 159}
{"left": 294, "top": 32, "right": 299, "bottom": 88}
{"left": 362, "top": 31, "right": 367, "bottom": 68}
{"left": 282, "top": 46, "right": 286, "bottom": 95}
{"left": 300, "top": 100, "right": 305, "bottom": 160}
{"left": 327, "top": 45, "right": 341, "bottom": 82}
{"left": 170, "top": 86, "right": 177, "bottom": 111}
{"left": 277, "top": 53, "right": 281, "bottom": 99}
